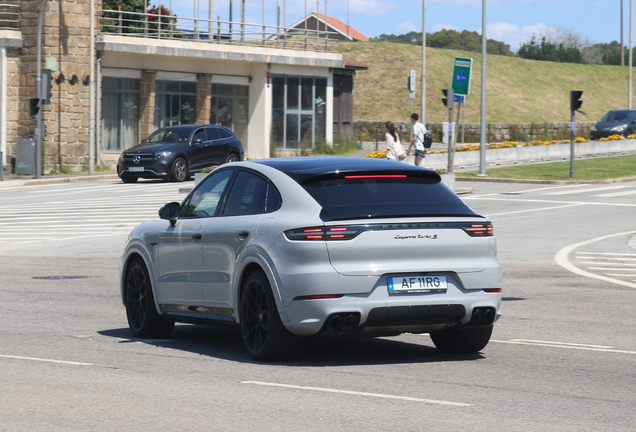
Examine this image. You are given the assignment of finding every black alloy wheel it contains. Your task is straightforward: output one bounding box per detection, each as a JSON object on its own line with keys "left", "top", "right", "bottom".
{"left": 225, "top": 153, "right": 239, "bottom": 164}
{"left": 170, "top": 157, "right": 188, "bottom": 182}
{"left": 240, "top": 271, "right": 301, "bottom": 361}
{"left": 124, "top": 257, "right": 174, "bottom": 338}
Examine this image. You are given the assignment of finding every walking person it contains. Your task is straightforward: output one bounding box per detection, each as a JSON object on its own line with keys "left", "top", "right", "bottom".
{"left": 407, "top": 113, "right": 427, "bottom": 167}
{"left": 385, "top": 121, "right": 406, "bottom": 161}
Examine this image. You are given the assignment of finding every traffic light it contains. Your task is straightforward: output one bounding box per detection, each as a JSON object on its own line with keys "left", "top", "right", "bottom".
{"left": 442, "top": 88, "right": 454, "bottom": 108}
{"left": 29, "top": 98, "right": 40, "bottom": 117}
{"left": 41, "top": 69, "right": 52, "bottom": 105}
{"left": 570, "top": 90, "right": 583, "bottom": 112}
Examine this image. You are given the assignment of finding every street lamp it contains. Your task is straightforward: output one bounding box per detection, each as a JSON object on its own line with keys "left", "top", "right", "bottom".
{"left": 479, "top": 0, "right": 487, "bottom": 175}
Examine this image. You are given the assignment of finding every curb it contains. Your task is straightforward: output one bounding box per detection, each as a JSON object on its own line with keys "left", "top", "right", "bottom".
{"left": 0, "top": 173, "right": 119, "bottom": 188}
{"left": 456, "top": 175, "right": 636, "bottom": 185}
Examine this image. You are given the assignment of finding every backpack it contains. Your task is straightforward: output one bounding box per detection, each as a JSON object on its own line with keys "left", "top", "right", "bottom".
{"left": 415, "top": 123, "right": 432, "bottom": 149}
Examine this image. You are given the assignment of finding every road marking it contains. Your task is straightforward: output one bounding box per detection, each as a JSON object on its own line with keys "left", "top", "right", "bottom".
{"left": 576, "top": 256, "right": 636, "bottom": 261}
{"left": 488, "top": 203, "right": 584, "bottom": 216}
{"left": 492, "top": 340, "right": 636, "bottom": 355}
{"left": 241, "top": 381, "right": 473, "bottom": 407}
{"left": 462, "top": 196, "right": 636, "bottom": 208}
{"left": 577, "top": 252, "right": 636, "bottom": 257}
{"left": 545, "top": 185, "right": 633, "bottom": 195}
{"left": 506, "top": 184, "right": 590, "bottom": 194}
{"left": 555, "top": 231, "right": 636, "bottom": 289}
{"left": 586, "top": 266, "right": 636, "bottom": 270}
{"left": 0, "top": 354, "right": 93, "bottom": 366}
{"left": 580, "top": 262, "right": 636, "bottom": 266}
{"left": 606, "top": 274, "right": 636, "bottom": 277}
{"left": 594, "top": 189, "right": 636, "bottom": 198}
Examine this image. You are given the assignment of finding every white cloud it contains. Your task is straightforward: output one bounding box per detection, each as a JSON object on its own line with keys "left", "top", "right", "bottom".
{"left": 593, "top": 2, "right": 603, "bottom": 12}
{"left": 396, "top": 20, "right": 420, "bottom": 33}
{"left": 348, "top": 0, "right": 399, "bottom": 16}
{"left": 481, "top": 22, "right": 555, "bottom": 50}
{"left": 432, "top": 23, "right": 459, "bottom": 32}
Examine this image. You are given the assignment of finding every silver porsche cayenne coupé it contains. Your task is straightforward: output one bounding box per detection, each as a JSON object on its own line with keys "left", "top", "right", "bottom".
{"left": 121, "top": 157, "right": 502, "bottom": 360}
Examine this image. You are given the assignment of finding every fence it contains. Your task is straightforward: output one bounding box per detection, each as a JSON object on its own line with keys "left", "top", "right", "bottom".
{"left": 101, "top": 8, "right": 339, "bottom": 53}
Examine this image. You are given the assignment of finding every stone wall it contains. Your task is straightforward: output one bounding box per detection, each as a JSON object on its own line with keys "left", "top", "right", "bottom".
{"left": 12, "top": 0, "right": 102, "bottom": 172}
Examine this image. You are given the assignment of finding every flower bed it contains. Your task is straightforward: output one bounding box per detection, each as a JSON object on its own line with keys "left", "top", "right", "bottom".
{"left": 426, "top": 137, "right": 599, "bottom": 154}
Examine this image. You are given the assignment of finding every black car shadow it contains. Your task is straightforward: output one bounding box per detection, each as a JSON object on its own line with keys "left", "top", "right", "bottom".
{"left": 98, "top": 324, "right": 485, "bottom": 367}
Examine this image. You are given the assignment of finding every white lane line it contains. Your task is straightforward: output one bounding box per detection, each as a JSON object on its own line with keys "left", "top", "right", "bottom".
{"left": 579, "top": 262, "right": 636, "bottom": 266}
{"left": 606, "top": 273, "right": 636, "bottom": 276}
{"left": 555, "top": 231, "right": 636, "bottom": 290}
{"left": 578, "top": 252, "right": 636, "bottom": 256}
{"left": 594, "top": 189, "right": 636, "bottom": 198}
{"left": 488, "top": 203, "right": 584, "bottom": 217}
{"left": 0, "top": 354, "right": 93, "bottom": 366}
{"left": 576, "top": 257, "right": 636, "bottom": 261}
{"left": 587, "top": 267, "right": 636, "bottom": 270}
{"left": 491, "top": 340, "right": 636, "bottom": 355}
{"left": 506, "top": 184, "right": 591, "bottom": 194}
{"left": 507, "top": 339, "right": 612, "bottom": 348}
{"left": 546, "top": 185, "right": 633, "bottom": 195}
{"left": 241, "top": 381, "right": 473, "bottom": 407}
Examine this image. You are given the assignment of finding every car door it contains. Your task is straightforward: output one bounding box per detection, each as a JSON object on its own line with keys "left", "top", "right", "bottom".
{"left": 201, "top": 170, "right": 269, "bottom": 309}
{"left": 187, "top": 128, "right": 209, "bottom": 170}
{"left": 205, "top": 127, "right": 232, "bottom": 165}
{"left": 156, "top": 168, "right": 235, "bottom": 308}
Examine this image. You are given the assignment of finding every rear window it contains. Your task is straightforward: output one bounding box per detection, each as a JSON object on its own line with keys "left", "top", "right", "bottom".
{"left": 301, "top": 175, "right": 477, "bottom": 221}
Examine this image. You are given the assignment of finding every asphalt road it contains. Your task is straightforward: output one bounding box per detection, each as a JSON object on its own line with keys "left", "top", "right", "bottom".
{"left": 1, "top": 178, "right": 636, "bottom": 431}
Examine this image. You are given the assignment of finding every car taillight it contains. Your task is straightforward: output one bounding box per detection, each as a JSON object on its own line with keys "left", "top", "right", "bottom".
{"left": 483, "top": 288, "right": 501, "bottom": 293}
{"left": 284, "top": 226, "right": 363, "bottom": 241}
{"left": 462, "top": 223, "right": 493, "bottom": 237}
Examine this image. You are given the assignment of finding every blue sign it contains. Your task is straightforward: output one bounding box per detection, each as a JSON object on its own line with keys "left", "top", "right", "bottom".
{"left": 454, "top": 94, "right": 465, "bottom": 104}
{"left": 455, "top": 70, "right": 467, "bottom": 86}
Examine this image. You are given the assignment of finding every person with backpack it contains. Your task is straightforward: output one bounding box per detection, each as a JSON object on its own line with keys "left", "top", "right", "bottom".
{"left": 407, "top": 113, "right": 427, "bottom": 167}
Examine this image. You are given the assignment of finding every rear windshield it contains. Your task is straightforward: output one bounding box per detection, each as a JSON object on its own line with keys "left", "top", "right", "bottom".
{"left": 600, "top": 110, "right": 632, "bottom": 123}
{"left": 301, "top": 175, "right": 477, "bottom": 221}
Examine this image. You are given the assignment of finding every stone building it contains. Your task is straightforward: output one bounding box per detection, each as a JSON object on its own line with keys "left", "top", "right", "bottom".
{"left": 0, "top": 1, "right": 346, "bottom": 174}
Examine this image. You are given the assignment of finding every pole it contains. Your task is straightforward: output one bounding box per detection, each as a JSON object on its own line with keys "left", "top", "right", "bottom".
{"left": 421, "top": 0, "right": 426, "bottom": 125}
{"left": 461, "top": 101, "right": 465, "bottom": 146}
{"left": 35, "top": 0, "right": 50, "bottom": 179}
{"left": 630, "top": 0, "right": 633, "bottom": 109}
{"left": 446, "top": 105, "right": 453, "bottom": 173}
{"left": 209, "top": 0, "right": 214, "bottom": 39}
{"left": 570, "top": 110, "right": 576, "bottom": 178}
{"left": 478, "top": 0, "right": 487, "bottom": 176}
{"left": 240, "top": 0, "right": 245, "bottom": 43}
{"left": 96, "top": 53, "right": 103, "bottom": 165}
{"left": 89, "top": 0, "right": 95, "bottom": 175}
{"left": 622, "top": 0, "right": 625, "bottom": 67}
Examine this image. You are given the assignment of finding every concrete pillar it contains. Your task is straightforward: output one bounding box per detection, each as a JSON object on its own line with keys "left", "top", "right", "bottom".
{"left": 139, "top": 70, "right": 156, "bottom": 138}
{"left": 196, "top": 74, "right": 211, "bottom": 124}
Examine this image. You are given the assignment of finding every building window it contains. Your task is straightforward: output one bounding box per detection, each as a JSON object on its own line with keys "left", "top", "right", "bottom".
{"left": 155, "top": 80, "right": 197, "bottom": 128}
{"left": 101, "top": 77, "right": 140, "bottom": 152}
{"left": 210, "top": 84, "right": 249, "bottom": 151}
{"left": 271, "top": 76, "right": 326, "bottom": 150}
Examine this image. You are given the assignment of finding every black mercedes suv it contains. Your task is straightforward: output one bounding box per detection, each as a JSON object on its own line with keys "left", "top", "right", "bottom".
{"left": 117, "top": 125, "right": 244, "bottom": 183}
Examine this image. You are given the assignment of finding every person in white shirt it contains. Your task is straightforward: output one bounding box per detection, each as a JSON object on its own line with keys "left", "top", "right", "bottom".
{"left": 407, "top": 113, "right": 427, "bottom": 167}
{"left": 385, "top": 121, "right": 406, "bottom": 161}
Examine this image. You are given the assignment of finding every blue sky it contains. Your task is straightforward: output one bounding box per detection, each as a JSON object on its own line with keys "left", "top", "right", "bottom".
{"left": 166, "top": 0, "right": 624, "bottom": 51}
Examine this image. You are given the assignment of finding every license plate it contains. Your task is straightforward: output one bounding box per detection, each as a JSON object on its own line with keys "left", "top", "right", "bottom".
{"left": 128, "top": 167, "right": 144, "bottom": 172}
{"left": 387, "top": 275, "right": 447, "bottom": 295}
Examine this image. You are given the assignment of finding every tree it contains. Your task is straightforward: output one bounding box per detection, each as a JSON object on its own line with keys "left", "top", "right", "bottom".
{"left": 517, "top": 36, "right": 584, "bottom": 64}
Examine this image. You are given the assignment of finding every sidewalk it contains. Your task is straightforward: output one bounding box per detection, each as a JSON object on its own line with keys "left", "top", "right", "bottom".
{"left": 0, "top": 170, "right": 119, "bottom": 188}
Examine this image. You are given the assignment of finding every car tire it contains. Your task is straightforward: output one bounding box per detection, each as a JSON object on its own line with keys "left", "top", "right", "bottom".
{"left": 124, "top": 257, "right": 175, "bottom": 339}
{"left": 240, "top": 270, "right": 301, "bottom": 361}
{"left": 429, "top": 325, "right": 493, "bottom": 354}
{"left": 121, "top": 177, "right": 138, "bottom": 183}
{"left": 225, "top": 153, "right": 239, "bottom": 164}
{"left": 170, "top": 157, "right": 188, "bottom": 182}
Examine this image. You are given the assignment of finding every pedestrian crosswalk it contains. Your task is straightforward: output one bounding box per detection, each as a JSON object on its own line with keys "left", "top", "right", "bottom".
{"left": 510, "top": 183, "right": 636, "bottom": 198}
{"left": 0, "top": 183, "right": 185, "bottom": 244}
{"left": 575, "top": 252, "right": 636, "bottom": 284}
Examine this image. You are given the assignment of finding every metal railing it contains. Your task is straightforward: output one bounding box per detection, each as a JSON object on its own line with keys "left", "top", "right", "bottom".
{"left": 0, "top": 2, "right": 19, "bottom": 30}
{"left": 101, "top": 9, "right": 339, "bottom": 52}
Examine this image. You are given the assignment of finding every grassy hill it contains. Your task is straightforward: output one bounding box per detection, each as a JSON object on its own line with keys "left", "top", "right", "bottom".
{"left": 335, "top": 42, "right": 631, "bottom": 124}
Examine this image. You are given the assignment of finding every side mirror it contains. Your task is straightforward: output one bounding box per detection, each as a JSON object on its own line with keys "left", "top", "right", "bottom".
{"left": 192, "top": 137, "right": 203, "bottom": 145}
{"left": 141, "top": 139, "right": 148, "bottom": 143}
{"left": 159, "top": 202, "right": 180, "bottom": 227}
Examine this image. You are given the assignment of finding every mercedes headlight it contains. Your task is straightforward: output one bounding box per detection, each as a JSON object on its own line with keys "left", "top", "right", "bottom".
{"left": 153, "top": 151, "right": 172, "bottom": 160}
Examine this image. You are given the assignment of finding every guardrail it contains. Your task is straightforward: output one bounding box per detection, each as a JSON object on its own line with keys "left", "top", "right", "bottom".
{"left": 101, "top": 9, "right": 339, "bottom": 52}
{"left": 0, "top": 2, "right": 19, "bottom": 30}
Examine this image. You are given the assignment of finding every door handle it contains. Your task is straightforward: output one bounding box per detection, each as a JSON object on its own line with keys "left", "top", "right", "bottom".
{"left": 238, "top": 231, "right": 249, "bottom": 238}
{"left": 191, "top": 234, "right": 202, "bottom": 240}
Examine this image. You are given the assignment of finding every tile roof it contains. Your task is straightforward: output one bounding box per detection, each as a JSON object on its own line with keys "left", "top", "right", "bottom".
{"left": 314, "top": 13, "right": 369, "bottom": 42}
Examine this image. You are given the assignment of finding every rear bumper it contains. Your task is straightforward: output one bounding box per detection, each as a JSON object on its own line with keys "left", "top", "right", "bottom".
{"left": 282, "top": 272, "right": 502, "bottom": 337}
